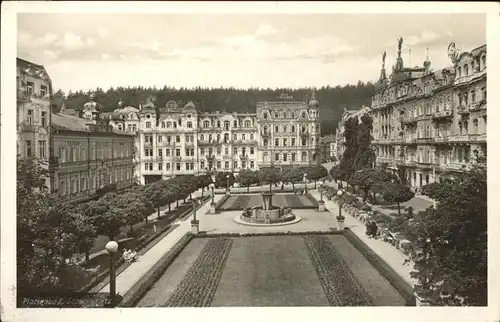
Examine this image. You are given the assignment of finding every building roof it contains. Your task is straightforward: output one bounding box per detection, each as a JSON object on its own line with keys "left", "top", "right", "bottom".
{"left": 17, "top": 58, "right": 51, "bottom": 82}
{"left": 51, "top": 113, "right": 134, "bottom": 136}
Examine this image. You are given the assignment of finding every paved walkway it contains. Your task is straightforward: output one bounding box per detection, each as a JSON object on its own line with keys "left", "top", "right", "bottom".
{"left": 98, "top": 194, "right": 224, "bottom": 296}
{"left": 309, "top": 189, "right": 415, "bottom": 286}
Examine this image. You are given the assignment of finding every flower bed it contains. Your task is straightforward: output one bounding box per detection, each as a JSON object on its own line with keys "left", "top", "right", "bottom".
{"left": 163, "top": 237, "right": 234, "bottom": 307}
{"left": 119, "top": 233, "right": 195, "bottom": 307}
{"left": 303, "top": 235, "right": 374, "bottom": 306}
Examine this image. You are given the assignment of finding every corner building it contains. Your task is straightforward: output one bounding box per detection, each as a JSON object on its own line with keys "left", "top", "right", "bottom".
{"left": 370, "top": 39, "right": 486, "bottom": 188}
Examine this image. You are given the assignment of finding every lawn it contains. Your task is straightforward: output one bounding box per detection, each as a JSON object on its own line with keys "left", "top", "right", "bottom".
{"left": 218, "top": 194, "right": 318, "bottom": 211}
{"left": 137, "top": 234, "right": 406, "bottom": 307}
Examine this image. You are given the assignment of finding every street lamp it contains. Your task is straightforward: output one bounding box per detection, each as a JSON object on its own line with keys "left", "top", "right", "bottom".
{"left": 105, "top": 240, "right": 119, "bottom": 302}
{"left": 226, "top": 174, "right": 230, "bottom": 195}
{"left": 303, "top": 173, "right": 308, "bottom": 194}
{"left": 336, "top": 189, "right": 346, "bottom": 231}
{"left": 209, "top": 182, "right": 215, "bottom": 205}
{"left": 191, "top": 197, "right": 199, "bottom": 234}
{"left": 319, "top": 180, "right": 325, "bottom": 202}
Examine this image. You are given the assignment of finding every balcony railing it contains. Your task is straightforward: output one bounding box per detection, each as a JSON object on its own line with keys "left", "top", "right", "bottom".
{"left": 469, "top": 133, "right": 487, "bottom": 143}
{"left": 469, "top": 99, "right": 487, "bottom": 112}
{"left": 432, "top": 110, "right": 453, "bottom": 120}
{"left": 416, "top": 138, "right": 433, "bottom": 144}
{"left": 17, "top": 90, "right": 31, "bottom": 102}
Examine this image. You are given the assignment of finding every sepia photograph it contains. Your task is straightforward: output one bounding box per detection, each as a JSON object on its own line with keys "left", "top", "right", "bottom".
{"left": 1, "top": 2, "right": 499, "bottom": 322}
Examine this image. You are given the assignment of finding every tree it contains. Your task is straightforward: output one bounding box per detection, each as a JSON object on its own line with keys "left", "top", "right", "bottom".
{"left": 404, "top": 160, "right": 487, "bottom": 306}
{"left": 214, "top": 172, "right": 235, "bottom": 188}
{"left": 349, "top": 168, "right": 395, "bottom": 202}
{"left": 88, "top": 193, "right": 127, "bottom": 240}
{"left": 338, "top": 117, "right": 359, "bottom": 184}
{"left": 144, "top": 182, "right": 168, "bottom": 218}
{"left": 237, "top": 170, "right": 259, "bottom": 192}
{"left": 258, "top": 167, "right": 281, "bottom": 192}
{"left": 281, "top": 167, "right": 305, "bottom": 190}
{"left": 116, "top": 191, "right": 154, "bottom": 232}
{"left": 353, "top": 113, "right": 375, "bottom": 171}
{"left": 305, "top": 165, "right": 328, "bottom": 188}
{"left": 372, "top": 182, "right": 414, "bottom": 216}
{"left": 72, "top": 204, "right": 98, "bottom": 261}
{"left": 17, "top": 157, "right": 93, "bottom": 292}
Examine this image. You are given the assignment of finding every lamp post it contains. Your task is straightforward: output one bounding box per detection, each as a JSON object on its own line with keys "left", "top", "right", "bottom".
{"left": 336, "top": 189, "right": 346, "bottom": 231}
{"left": 209, "top": 182, "right": 216, "bottom": 214}
{"left": 191, "top": 197, "right": 199, "bottom": 234}
{"left": 303, "top": 173, "right": 308, "bottom": 195}
{"left": 105, "top": 241, "right": 119, "bottom": 304}
{"left": 226, "top": 174, "right": 230, "bottom": 195}
{"left": 318, "top": 180, "right": 325, "bottom": 211}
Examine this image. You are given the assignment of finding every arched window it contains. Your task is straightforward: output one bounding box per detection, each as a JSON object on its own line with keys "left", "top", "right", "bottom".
{"left": 291, "top": 125, "right": 295, "bottom": 133}
{"left": 200, "top": 134, "right": 204, "bottom": 141}
{"left": 263, "top": 139, "right": 268, "bottom": 146}
{"left": 263, "top": 125, "right": 268, "bottom": 132}
{"left": 203, "top": 120, "right": 209, "bottom": 128}
{"left": 464, "top": 64, "right": 469, "bottom": 76}
{"left": 244, "top": 120, "right": 251, "bottom": 127}
{"left": 482, "top": 55, "right": 486, "bottom": 69}
{"left": 275, "top": 125, "right": 279, "bottom": 133}
{"left": 233, "top": 133, "right": 237, "bottom": 140}
{"left": 463, "top": 121, "right": 468, "bottom": 133}
{"left": 301, "top": 125, "right": 306, "bottom": 133}
{"left": 458, "top": 67, "right": 461, "bottom": 77}
{"left": 250, "top": 134, "right": 254, "bottom": 140}
{"left": 161, "top": 122, "right": 165, "bottom": 128}
{"left": 302, "top": 112, "right": 307, "bottom": 119}
{"left": 173, "top": 122, "right": 177, "bottom": 128}
{"left": 458, "top": 122, "right": 463, "bottom": 134}
{"left": 274, "top": 112, "right": 279, "bottom": 118}
{"left": 224, "top": 133, "right": 229, "bottom": 143}
{"left": 473, "top": 119, "right": 478, "bottom": 134}
{"left": 263, "top": 112, "right": 268, "bottom": 120}
{"left": 242, "top": 134, "right": 246, "bottom": 140}
{"left": 146, "top": 122, "right": 151, "bottom": 128}
{"left": 118, "top": 124, "right": 122, "bottom": 131}
{"left": 283, "top": 125, "right": 287, "bottom": 132}
{"left": 209, "top": 134, "right": 213, "bottom": 142}
{"left": 471, "top": 90, "right": 476, "bottom": 102}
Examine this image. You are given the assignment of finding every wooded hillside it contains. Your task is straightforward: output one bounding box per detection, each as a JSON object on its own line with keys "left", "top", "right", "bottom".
{"left": 57, "top": 82, "right": 375, "bottom": 136}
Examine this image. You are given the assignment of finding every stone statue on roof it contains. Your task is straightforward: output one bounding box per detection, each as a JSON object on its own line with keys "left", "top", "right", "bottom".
{"left": 382, "top": 51, "right": 386, "bottom": 69}
{"left": 397, "top": 37, "right": 403, "bottom": 56}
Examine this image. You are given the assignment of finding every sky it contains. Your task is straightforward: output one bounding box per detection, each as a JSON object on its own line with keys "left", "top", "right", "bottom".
{"left": 17, "top": 13, "right": 486, "bottom": 94}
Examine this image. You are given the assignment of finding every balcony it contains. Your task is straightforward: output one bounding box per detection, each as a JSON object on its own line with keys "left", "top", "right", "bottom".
{"left": 457, "top": 105, "right": 470, "bottom": 115}
{"left": 469, "top": 133, "right": 487, "bottom": 143}
{"left": 433, "top": 136, "right": 449, "bottom": 144}
{"left": 415, "top": 138, "right": 433, "bottom": 144}
{"left": 404, "top": 137, "right": 417, "bottom": 145}
{"left": 432, "top": 110, "right": 453, "bottom": 120}
{"left": 454, "top": 70, "right": 486, "bottom": 87}
{"left": 17, "top": 90, "right": 31, "bottom": 102}
{"left": 19, "top": 121, "right": 35, "bottom": 132}
{"left": 469, "top": 99, "right": 486, "bottom": 112}
{"left": 448, "top": 134, "right": 471, "bottom": 143}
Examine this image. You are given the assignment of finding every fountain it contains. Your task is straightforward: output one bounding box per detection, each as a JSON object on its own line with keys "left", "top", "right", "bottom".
{"left": 235, "top": 192, "right": 301, "bottom": 226}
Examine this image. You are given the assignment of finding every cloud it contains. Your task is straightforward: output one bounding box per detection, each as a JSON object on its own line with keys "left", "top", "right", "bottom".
{"left": 98, "top": 27, "right": 108, "bottom": 38}
{"left": 405, "top": 30, "right": 441, "bottom": 46}
{"left": 18, "top": 30, "right": 59, "bottom": 48}
{"left": 54, "top": 31, "right": 96, "bottom": 51}
{"left": 101, "top": 53, "right": 111, "bottom": 60}
{"left": 255, "top": 23, "right": 279, "bottom": 38}
{"left": 43, "top": 49, "right": 58, "bottom": 60}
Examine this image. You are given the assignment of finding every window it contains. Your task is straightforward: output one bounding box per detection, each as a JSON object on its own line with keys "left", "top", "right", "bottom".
{"left": 200, "top": 161, "right": 205, "bottom": 169}
{"left": 217, "top": 161, "right": 221, "bottom": 169}
{"left": 250, "top": 134, "right": 254, "bottom": 140}
{"left": 200, "top": 148, "right": 205, "bottom": 155}
{"left": 203, "top": 121, "right": 209, "bottom": 128}
{"left": 176, "top": 149, "right": 180, "bottom": 157}
{"left": 471, "top": 90, "right": 476, "bottom": 102}
{"left": 482, "top": 55, "right": 486, "bottom": 69}
{"left": 302, "top": 138, "right": 306, "bottom": 146}
{"left": 283, "top": 139, "right": 288, "bottom": 147}
{"left": 464, "top": 64, "right": 468, "bottom": 76}
{"left": 225, "top": 147, "right": 229, "bottom": 155}
{"left": 158, "top": 135, "right": 162, "bottom": 143}
{"left": 233, "top": 134, "right": 237, "bottom": 141}
{"left": 209, "top": 147, "right": 213, "bottom": 155}
{"left": 283, "top": 154, "right": 288, "bottom": 162}
{"left": 275, "top": 125, "right": 279, "bottom": 133}
{"left": 217, "top": 147, "right": 221, "bottom": 155}
{"left": 38, "top": 140, "right": 46, "bottom": 159}
{"left": 302, "top": 112, "right": 307, "bottom": 119}
{"left": 26, "top": 140, "right": 32, "bottom": 157}
{"left": 41, "top": 112, "right": 47, "bottom": 127}
{"left": 482, "top": 87, "right": 486, "bottom": 100}
{"left": 263, "top": 152, "right": 268, "bottom": 161}
{"left": 225, "top": 161, "right": 229, "bottom": 169}
{"left": 283, "top": 125, "right": 287, "bottom": 133}
{"left": 291, "top": 153, "right": 296, "bottom": 161}
{"left": 242, "top": 134, "right": 246, "bottom": 141}
{"left": 217, "top": 134, "right": 221, "bottom": 142}
{"left": 250, "top": 147, "right": 254, "bottom": 154}
{"left": 217, "top": 121, "right": 221, "bottom": 128}
{"left": 27, "top": 110, "right": 33, "bottom": 125}
{"left": 275, "top": 153, "right": 279, "bottom": 161}
{"left": 250, "top": 161, "right": 254, "bottom": 169}
{"left": 187, "top": 121, "right": 192, "bottom": 128}
{"left": 242, "top": 147, "right": 246, "bottom": 156}
{"left": 233, "top": 161, "right": 238, "bottom": 168}
{"left": 473, "top": 119, "right": 478, "bottom": 134}
{"left": 176, "top": 135, "right": 180, "bottom": 143}
{"left": 144, "top": 148, "right": 153, "bottom": 157}
{"left": 457, "top": 67, "right": 461, "bottom": 77}
{"left": 264, "top": 112, "right": 268, "bottom": 120}
{"left": 173, "top": 122, "right": 177, "bottom": 128}
{"left": 234, "top": 147, "right": 238, "bottom": 155}
{"left": 274, "top": 112, "right": 279, "bottom": 118}
{"left": 176, "top": 163, "right": 181, "bottom": 171}
{"left": 146, "top": 122, "right": 151, "bottom": 128}
{"left": 224, "top": 133, "right": 229, "bottom": 143}
{"left": 185, "top": 163, "right": 190, "bottom": 171}
{"left": 242, "top": 161, "right": 247, "bottom": 169}
{"left": 158, "top": 149, "right": 163, "bottom": 157}
{"left": 302, "top": 151, "right": 307, "bottom": 160}
{"left": 60, "top": 180, "right": 66, "bottom": 196}
{"left": 161, "top": 122, "right": 166, "bottom": 128}
{"left": 166, "top": 149, "right": 171, "bottom": 156}
{"left": 26, "top": 81, "right": 34, "bottom": 94}
{"left": 185, "top": 148, "right": 189, "bottom": 156}
{"left": 275, "top": 138, "right": 279, "bottom": 146}
{"left": 209, "top": 134, "right": 213, "bottom": 142}
{"left": 263, "top": 139, "right": 268, "bottom": 146}
{"left": 40, "top": 85, "right": 47, "bottom": 97}
{"left": 224, "top": 121, "right": 230, "bottom": 130}
{"left": 292, "top": 138, "right": 296, "bottom": 146}
{"left": 166, "top": 163, "right": 171, "bottom": 171}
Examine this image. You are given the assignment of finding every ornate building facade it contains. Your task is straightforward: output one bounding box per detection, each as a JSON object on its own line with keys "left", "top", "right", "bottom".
{"left": 16, "top": 58, "right": 53, "bottom": 165}
{"left": 98, "top": 91, "right": 320, "bottom": 184}
{"left": 50, "top": 97, "right": 136, "bottom": 203}
{"left": 370, "top": 39, "right": 486, "bottom": 188}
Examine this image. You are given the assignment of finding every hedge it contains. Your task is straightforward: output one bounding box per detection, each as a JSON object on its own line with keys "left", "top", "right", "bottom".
{"left": 197, "top": 230, "right": 344, "bottom": 238}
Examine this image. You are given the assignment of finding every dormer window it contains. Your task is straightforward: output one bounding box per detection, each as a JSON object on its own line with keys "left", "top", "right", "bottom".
{"left": 203, "top": 120, "right": 209, "bottom": 128}
{"left": 458, "top": 67, "right": 461, "bottom": 77}
{"left": 263, "top": 112, "right": 268, "bottom": 120}
{"left": 274, "top": 112, "right": 279, "bottom": 118}
{"left": 464, "top": 64, "right": 469, "bottom": 76}
{"left": 302, "top": 112, "right": 307, "bottom": 119}
{"left": 40, "top": 85, "right": 47, "bottom": 97}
